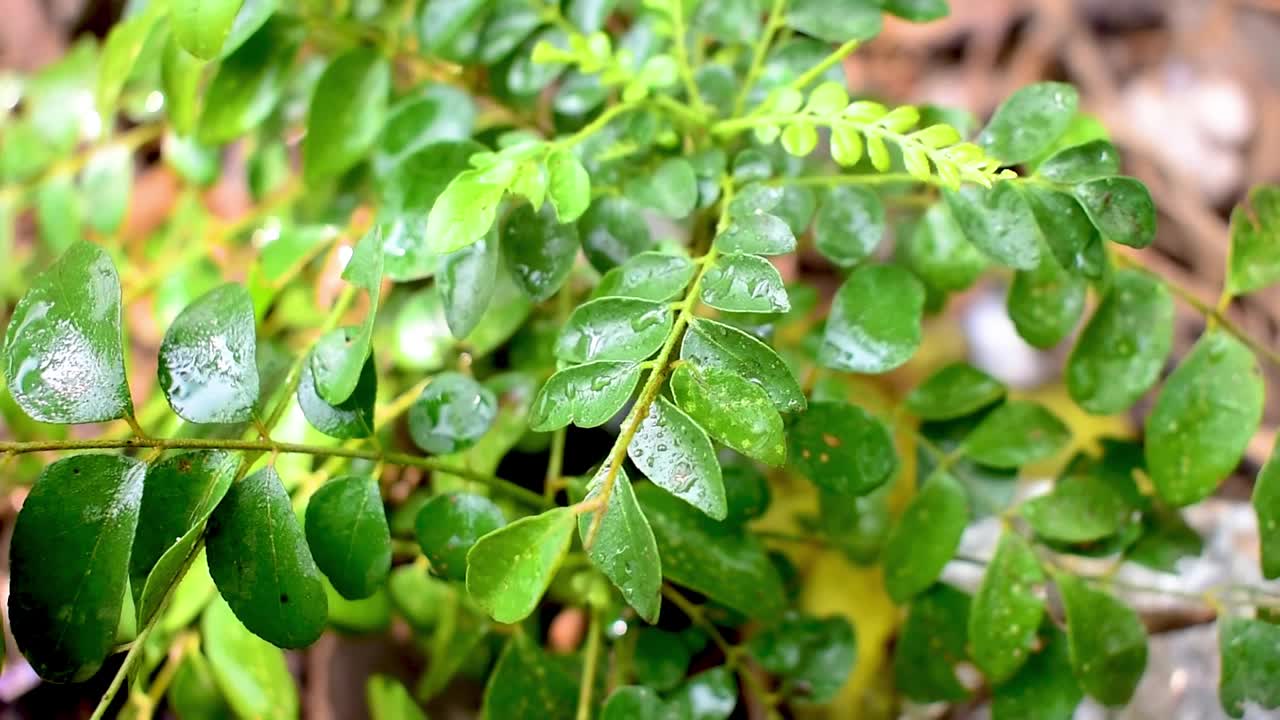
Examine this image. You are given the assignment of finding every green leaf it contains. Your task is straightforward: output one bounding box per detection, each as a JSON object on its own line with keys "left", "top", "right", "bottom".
{"left": 1059, "top": 574, "right": 1147, "bottom": 706}
{"left": 787, "top": 0, "right": 882, "bottom": 43}
{"left": 969, "top": 532, "right": 1045, "bottom": 683}
{"left": 633, "top": 628, "right": 696, "bottom": 691}
{"left": 670, "top": 364, "right": 785, "bottom": 466}
{"left": 944, "top": 182, "right": 1043, "bottom": 270}
{"left": 715, "top": 211, "right": 796, "bottom": 256}
{"left": 964, "top": 400, "right": 1069, "bottom": 469}
{"left": 977, "top": 82, "right": 1078, "bottom": 164}
{"left": 374, "top": 85, "right": 476, "bottom": 177}
{"left": 991, "top": 627, "right": 1083, "bottom": 720}
{"left": 198, "top": 17, "right": 302, "bottom": 145}
{"left": 1219, "top": 616, "right": 1280, "bottom": 718}
{"left": 625, "top": 158, "right": 697, "bottom": 218}
{"left": 206, "top": 466, "right": 328, "bottom": 649}
{"left": 97, "top": 4, "right": 164, "bottom": 114}
{"left": 380, "top": 139, "right": 486, "bottom": 281}
{"left": 906, "top": 362, "right": 1005, "bottom": 421}
{"left": 579, "top": 466, "right": 662, "bottom": 623}
{"left": 409, "top": 372, "right": 497, "bottom": 455}
{"left": 35, "top": 175, "right": 83, "bottom": 253}
{"left": 546, "top": 148, "right": 591, "bottom": 222}
{"left": 579, "top": 196, "right": 653, "bottom": 272}
{"left": 303, "top": 47, "right": 391, "bottom": 183}
{"left": 219, "top": 0, "right": 275, "bottom": 58}
{"left": 502, "top": 203, "right": 580, "bottom": 302}
{"left": 681, "top": 317, "right": 805, "bottom": 413}
{"left": 901, "top": 202, "right": 987, "bottom": 292}
{"left": 311, "top": 227, "right": 383, "bottom": 404}
{"left": 168, "top": 648, "right": 233, "bottom": 720}
{"left": 1146, "top": 330, "right": 1264, "bottom": 506}
{"left": 426, "top": 163, "right": 515, "bottom": 255}
{"left": 1226, "top": 185, "right": 1280, "bottom": 296}
{"left": 297, "top": 350, "right": 376, "bottom": 439}
{"left": 813, "top": 186, "right": 885, "bottom": 268}
{"left": 367, "top": 675, "right": 428, "bottom": 720}
{"left": 780, "top": 122, "right": 819, "bottom": 157}
{"left": 466, "top": 507, "right": 576, "bottom": 623}
{"left": 530, "top": 361, "right": 640, "bottom": 431}
{"left": 722, "top": 460, "right": 772, "bottom": 525}
{"left": 665, "top": 666, "right": 738, "bottom": 719}
{"left": 883, "top": 0, "right": 949, "bottom": 21}
{"left": 9, "top": 454, "right": 145, "bottom": 681}
{"left": 882, "top": 471, "right": 968, "bottom": 602}
{"left": 893, "top": 584, "right": 972, "bottom": 701}
{"left": 1023, "top": 185, "right": 1107, "bottom": 278}
{"left": 1020, "top": 476, "right": 1132, "bottom": 543}
{"left": 438, "top": 229, "right": 499, "bottom": 339}
{"left": 556, "top": 297, "right": 672, "bottom": 364}
{"left": 637, "top": 483, "right": 787, "bottom": 619}
{"left": 3, "top": 241, "right": 133, "bottom": 423}
{"left": 1066, "top": 269, "right": 1174, "bottom": 414}
{"left": 1036, "top": 139, "right": 1119, "bottom": 183}
{"left": 80, "top": 145, "right": 132, "bottom": 234}
{"left": 699, "top": 253, "right": 790, "bottom": 314}
{"left": 202, "top": 596, "right": 299, "bottom": 720}
{"left": 174, "top": 0, "right": 244, "bottom": 59}
{"left": 595, "top": 251, "right": 695, "bottom": 301}
{"left": 130, "top": 451, "right": 237, "bottom": 622}
{"left": 1007, "top": 255, "right": 1087, "bottom": 348}
{"left": 1254, "top": 442, "right": 1280, "bottom": 579}
{"left": 1072, "top": 177, "right": 1156, "bottom": 248}
{"left": 480, "top": 631, "right": 579, "bottom": 720}
{"left": 158, "top": 283, "right": 259, "bottom": 424}
{"left": 629, "top": 396, "right": 727, "bottom": 519}
{"left": 304, "top": 476, "right": 391, "bottom": 600}
{"left": 819, "top": 264, "right": 924, "bottom": 373}
{"left": 748, "top": 613, "right": 856, "bottom": 703}
{"left": 789, "top": 400, "right": 897, "bottom": 496}
{"left": 602, "top": 687, "right": 663, "bottom": 720}
{"left": 415, "top": 492, "right": 507, "bottom": 582}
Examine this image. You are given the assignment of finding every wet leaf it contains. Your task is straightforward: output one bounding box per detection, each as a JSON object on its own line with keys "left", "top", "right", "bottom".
{"left": 158, "top": 283, "right": 259, "bottom": 424}
{"left": 629, "top": 396, "right": 726, "bottom": 519}
{"left": 502, "top": 202, "right": 580, "bottom": 302}
{"left": 626, "top": 158, "right": 697, "bottom": 218}
{"left": 882, "top": 471, "right": 968, "bottom": 602}
{"left": 381, "top": 140, "right": 486, "bottom": 282}
{"left": 1035, "top": 139, "right": 1119, "bottom": 184}
{"left": 556, "top": 297, "right": 672, "bottom": 364}
{"left": 1059, "top": 574, "right": 1147, "bottom": 706}
{"left": 409, "top": 372, "right": 498, "bottom": 455}
{"left": 786, "top": 0, "right": 881, "bottom": 43}
{"left": 579, "top": 196, "right": 652, "bottom": 273}
{"left": 1007, "top": 255, "right": 1087, "bottom": 348}
{"left": 893, "top": 584, "right": 972, "bottom": 701}
{"left": 964, "top": 400, "right": 1070, "bottom": 469}
{"left": 198, "top": 17, "right": 302, "bottom": 144}
{"left": 602, "top": 686, "right": 663, "bottom": 720}
{"left": 665, "top": 665, "right": 738, "bottom": 719}
{"left": 415, "top": 492, "right": 507, "bottom": 582}
{"left": 530, "top": 361, "right": 641, "bottom": 431}
{"left": 1253, "top": 442, "right": 1280, "bottom": 580}
{"left": 466, "top": 507, "right": 576, "bottom": 623}
{"left": 906, "top": 362, "right": 1005, "bottom": 421}
{"left": 992, "top": 627, "right": 1082, "bottom": 720}
{"left": 748, "top": 612, "right": 856, "bottom": 703}
{"left": 1227, "top": 185, "right": 1280, "bottom": 296}
{"left": 901, "top": 202, "right": 987, "bottom": 292}
{"left": 480, "top": 631, "right": 579, "bottom": 719}
{"left": 681, "top": 317, "right": 806, "bottom": 413}
{"left": 819, "top": 264, "right": 924, "bottom": 374}
{"left": 594, "top": 251, "right": 695, "bottom": 301}
{"left": 671, "top": 364, "right": 785, "bottom": 466}
{"left": 426, "top": 163, "right": 516, "bottom": 255}
{"left": 311, "top": 228, "right": 383, "bottom": 405}
{"left": 789, "top": 400, "right": 897, "bottom": 496}
{"left": 297, "top": 350, "right": 376, "bottom": 439}
{"left": 303, "top": 48, "right": 390, "bottom": 182}
{"left": 373, "top": 85, "right": 476, "bottom": 177}
{"left": 305, "top": 476, "right": 391, "bottom": 600}
{"left": 547, "top": 148, "right": 591, "bottom": 222}
{"left": 699, "top": 253, "right": 790, "bottom": 314}
{"left": 813, "top": 186, "right": 885, "bottom": 268}
{"left": 1219, "top": 616, "right": 1280, "bottom": 718}
{"left": 969, "top": 532, "right": 1045, "bottom": 682}
{"left": 944, "top": 182, "right": 1043, "bottom": 270}
{"left": 977, "top": 82, "right": 1078, "bottom": 164}
{"left": 1072, "top": 177, "right": 1156, "bottom": 248}
{"left": 1020, "top": 475, "right": 1132, "bottom": 544}
{"left": 579, "top": 466, "right": 662, "bottom": 622}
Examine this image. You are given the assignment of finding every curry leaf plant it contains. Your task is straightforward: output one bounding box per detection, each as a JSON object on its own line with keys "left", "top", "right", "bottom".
{"left": 1, "top": 1, "right": 1278, "bottom": 718}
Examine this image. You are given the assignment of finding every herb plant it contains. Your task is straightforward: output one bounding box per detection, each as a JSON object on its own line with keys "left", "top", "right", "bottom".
{"left": 2, "top": 0, "right": 1280, "bottom": 718}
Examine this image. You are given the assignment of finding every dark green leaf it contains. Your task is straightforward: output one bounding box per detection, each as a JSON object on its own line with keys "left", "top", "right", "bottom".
{"left": 893, "top": 584, "right": 972, "bottom": 701}
{"left": 1020, "top": 476, "right": 1132, "bottom": 543}
{"left": 415, "top": 492, "right": 506, "bottom": 582}
{"left": 883, "top": 0, "right": 948, "bottom": 20}
{"left": 1059, "top": 574, "right": 1147, "bottom": 706}
{"left": 439, "top": 229, "right": 499, "bottom": 338}
{"left": 882, "top": 471, "right": 968, "bottom": 602}
{"left": 198, "top": 17, "right": 301, "bottom": 144}
{"left": 637, "top": 483, "right": 787, "bottom": 619}
{"left": 168, "top": 648, "right": 232, "bottom": 720}
{"left": 202, "top": 596, "right": 298, "bottom": 719}
{"left": 671, "top": 364, "right": 785, "bottom": 466}
{"left": 901, "top": 202, "right": 987, "bottom": 292}
{"left": 722, "top": 460, "right": 771, "bottom": 525}
{"left": 373, "top": 85, "right": 476, "bottom": 177}
{"left": 312, "top": 228, "right": 383, "bottom": 404}
{"left": 699, "top": 253, "right": 790, "bottom": 314}
{"left": 944, "top": 182, "right": 1043, "bottom": 270}
{"left": 530, "top": 361, "right": 640, "bottom": 431}
{"left": 305, "top": 476, "right": 391, "bottom": 600}
{"left": 1226, "top": 185, "right": 1280, "bottom": 296}
{"left": 3, "top": 241, "right": 133, "bottom": 423}
{"left": 1023, "top": 185, "right": 1106, "bottom": 278}
{"left": 789, "top": 400, "right": 897, "bottom": 496}
{"left": 964, "top": 400, "right": 1069, "bottom": 469}
{"left": 716, "top": 183, "right": 796, "bottom": 256}
{"left": 813, "top": 186, "right": 884, "bottom": 268}
{"left": 633, "top": 628, "right": 695, "bottom": 691}
{"left": 978, "top": 82, "right": 1078, "bottom": 164}
{"left": 303, "top": 48, "right": 390, "bottom": 183}
{"left": 992, "top": 627, "right": 1082, "bottom": 720}
{"left": 748, "top": 613, "right": 856, "bottom": 702}
{"left": 409, "top": 372, "right": 498, "bottom": 455}
{"left": 579, "top": 466, "right": 662, "bottom": 622}
{"left": 787, "top": 0, "right": 881, "bottom": 43}
{"left": 297, "top": 350, "right": 376, "bottom": 439}
{"left": 906, "top": 362, "right": 1005, "bottom": 421}
{"left": 629, "top": 396, "right": 727, "bottom": 519}
{"left": 1007, "top": 255, "right": 1087, "bottom": 348}
{"left": 174, "top": 0, "right": 243, "bottom": 59}
{"left": 579, "top": 196, "right": 652, "bottom": 273}
{"left": 158, "top": 283, "right": 259, "bottom": 424}
{"left": 625, "top": 158, "right": 697, "bottom": 218}
{"left": 1126, "top": 509, "right": 1203, "bottom": 573}
{"left": 466, "top": 507, "right": 576, "bottom": 623}
{"left": 602, "top": 686, "right": 663, "bottom": 720}
{"left": 819, "top": 263, "right": 924, "bottom": 373}
{"left": 480, "top": 631, "right": 579, "bottom": 720}
{"left": 556, "top": 297, "right": 672, "bottom": 364}
{"left": 367, "top": 675, "right": 428, "bottom": 720}
{"left": 1219, "top": 616, "right": 1280, "bottom": 718}
{"left": 1072, "top": 177, "right": 1156, "bottom": 248}
{"left": 502, "top": 203, "right": 579, "bottom": 302}
{"left": 10, "top": 454, "right": 145, "bottom": 681}
{"left": 969, "top": 532, "right": 1045, "bottom": 682}
{"left": 681, "top": 317, "right": 805, "bottom": 413}
{"left": 1254, "top": 442, "right": 1280, "bottom": 579}
{"left": 594, "top": 251, "right": 695, "bottom": 301}
{"left": 1066, "top": 269, "right": 1174, "bottom": 414}
{"left": 1036, "top": 140, "right": 1119, "bottom": 184}
{"left": 206, "top": 466, "right": 328, "bottom": 649}
{"left": 1146, "top": 330, "right": 1264, "bottom": 506}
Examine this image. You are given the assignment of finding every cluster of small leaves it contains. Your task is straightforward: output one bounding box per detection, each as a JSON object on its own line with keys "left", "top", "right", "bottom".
{"left": 4, "top": 0, "right": 1280, "bottom": 718}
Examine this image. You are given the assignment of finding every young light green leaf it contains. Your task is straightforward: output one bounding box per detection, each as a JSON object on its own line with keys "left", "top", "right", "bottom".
{"left": 174, "top": 0, "right": 244, "bottom": 59}
{"left": 580, "top": 466, "right": 662, "bottom": 623}
{"left": 426, "top": 164, "right": 516, "bottom": 254}
{"left": 1066, "top": 269, "right": 1174, "bottom": 414}
{"left": 780, "top": 122, "right": 819, "bottom": 157}
{"left": 9, "top": 455, "right": 145, "bottom": 682}
{"left": 748, "top": 613, "right": 857, "bottom": 703}
{"left": 579, "top": 196, "right": 653, "bottom": 272}
{"left": 944, "top": 182, "right": 1044, "bottom": 270}
{"left": 831, "top": 126, "right": 865, "bottom": 167}
{"left": 789, "top": 401, "right": 897, "bottom": 496}
{"left": 546, "top": 148, "right": 591, "bottom": 222}
{"left": 1059, "top": 574, "right": 1147, "bottom": 706}
{"left": 969, "top": 532, "right": 1045, "bottom": 683}
{"left": 964, "top": 400, "right": 1069, "bottom": 469}
{"left": 594, "top": 252, "right": 695, "bottom": 301}
{"left": 629, "top": 396, "right": 727, "bottom": 520}
{"left": 1147, "top": 330, "right": 1263, "bottom": 506}
{"left": 882, "top": 471, "right": 968, "bottom": 602}
{"left": 380, "top": 139, "right": 486, "bottom": 281}
{"left": 198, "top": 17, "right": 302, "bottom": 144}
{"left": 636, "top": 483, "right": 786, "bottom": 619}
{"left": 893, "top": 584, "right": 972, "bottom": 702}
{"left": 681, "top": 317, "right": 806, "bottom": 413}
{"left": 367, "top": 675, "right": 428, "bottom": 720}
{"left": 992, "top": 628, "right": 1083, "bottom": 720}
{"left": 977, "top": 82, "right": 1078, "bottom": 164}
{"left": 819, "top": 264, "right": 925, "bottom": 374}
{"left": 206, "top": 466, "right": 328, "bottom": 649}
{"left": 416, "top": 493, "right": 507, "bottom": 582}
{"left": 202, "top": 597, "right": 299, "bottom": 720}
{"left": 1219, "top": 616, "right": 1280, "bottom": 718}
{"left": 480, "top": 631, "right": 579, "bottom": 719}
{"left": 902, "top": 202, "right": 988, "bottom": 292}
{"left": 906, "top": 362, "right": 1005, "bottom": 421}
{"left": 699, "top": 253, "right": 790, "bottom": 314}
{"left": 502, "top": 202, "right": 580, "bottom": 302}
{"left": 303, "top": 48, "right": 391, "bottom": 183}
{"left": 625, "top": 158, "right": 697, "bottom": 218}
{"left": 3, "top": 241, "right": 133, "bottom": 423}
{"left": 311, "top": 228, "right": 383, "bottom": 404}
{"left": 466, "top": 507, "right": 576, "bottom": 623}
{"left": 1072, "top": 177, "right": 1156, "bottom": 248}
{"left": 409, "top": 372, "right": 497, "bottom": 455}
{"left": 670, "top": 364, "right": 786, "bottom": 466}
{"left": 813, "top": 186, "right": 885, "bottom": 268}
{"left": 1035, "top": 139, "right": 1120, "bottom": 183}
{"left": 158, "top": 283, "right": 259, "bottom": 424}
{"left": 305, "top": 476, "right": 391, "bottom": 600}
{"left": 1007, "top": 255, "right": 1087, "bottom": 349}
{"left": 556, "top": 297, "right": 672, "bottom": 364}
{"left": 97, "top": 3, "right": 165, "bottom": 114}
{"left": 530, "top": 361, "right": 641, "bottom": 431}
{"left": 1226, "top": 185, "right": 1280, "bottom": 296}
{"left": 297, "top": 350, "right": 376, "bottom": 439}
{"left": 80, "top": 144, "right": 132, "bottom": 234}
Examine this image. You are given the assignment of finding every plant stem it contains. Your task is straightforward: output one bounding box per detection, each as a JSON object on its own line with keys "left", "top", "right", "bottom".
{"left": 670, "top": 0, "right": 710, "bottom": 118}
{"left": 771, "top": 172, "right": 924, "bottom": 188}
{"left": 732, "top": 0, "right": 788, "bottom": 117}
{"left": 661, "top": 584, "right": 776, "bottom": 707}
{"left": 575, "top": 609, "right": 604, "bottom": 720}
{"left": 786, "top": 38, "right": 860, "bottom": 93}
{"left": 0, "top": 123, "right": 164, "bottom": 205}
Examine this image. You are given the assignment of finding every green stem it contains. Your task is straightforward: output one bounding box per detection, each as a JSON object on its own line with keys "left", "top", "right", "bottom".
{"left": 786, "top": 38, "right": 860, "bottom": 93}
{"left": 575, "top": 609, "right": 604, "bottom": 720}
{"left": 670, "top": 0, "right": 710, "bottom": 118}
{"left": 732, "top": 0, "right": 788, "bottom": 117}
{"left": 771, "top": 172, "right": 923, "bottom": 188}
